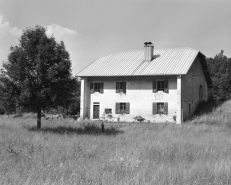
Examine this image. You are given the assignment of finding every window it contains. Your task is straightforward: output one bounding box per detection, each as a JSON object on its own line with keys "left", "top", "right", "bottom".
{"left": 153, "top": 80, "right": 168, "bottom": 93}
{"left": 90, "top": 82, "right": 104, "bottom": 93}
{"left": 188, "top": 102, "right": 191, "bottom": 115}
{"left": 116, "top": 82, "right": 126, "bottom": 93}
{"left": 153, "top": 102, "right": 168, "bottom": 115}
{"left": 157, "top": 81, "right": 165, "bottom": 91}
{"left": 105, "top": 108, "right": 112, "bottom": 114}
{"left": 157, "top": 103, "right": 164, "bottom": 114}
{"left": 115, "top": 102, "right": 130, "bottom": 114}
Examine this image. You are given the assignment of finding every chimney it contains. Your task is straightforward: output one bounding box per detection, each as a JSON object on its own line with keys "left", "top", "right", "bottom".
{"left": 144, "top": 42, "right": 154, "bottom": 61}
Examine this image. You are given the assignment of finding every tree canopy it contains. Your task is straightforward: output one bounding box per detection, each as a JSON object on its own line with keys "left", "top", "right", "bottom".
{"left": 207, "top": 51, "right": 231, "bottom": 100}
{"left": 0, "top": 25, "right": 76, "bottom": 128}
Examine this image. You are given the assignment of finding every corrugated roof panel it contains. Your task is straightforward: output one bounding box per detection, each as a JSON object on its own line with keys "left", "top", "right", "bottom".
{"left": 77, "top": 47, "right": 199, "bottom": 76}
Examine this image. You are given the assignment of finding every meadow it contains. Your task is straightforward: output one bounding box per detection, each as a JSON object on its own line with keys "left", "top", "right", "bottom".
{"left": 1, "top": 100, "right": 231, "bottom": 185}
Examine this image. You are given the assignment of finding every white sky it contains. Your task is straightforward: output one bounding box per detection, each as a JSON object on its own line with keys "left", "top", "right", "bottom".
{"left": 0, "top": 0, "right": 230, "bottom": 75}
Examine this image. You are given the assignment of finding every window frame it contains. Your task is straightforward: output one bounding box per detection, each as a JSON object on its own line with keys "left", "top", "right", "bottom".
{"left": 105, "top": 108, "right": 112, "bottom": 114}
{"left": 90, "top": 82, "right": 104, "bottom": 94}
{"left": 153, "top": 102, "right": 168, "bottom": 115}
{"left": 153, "top": 80, "right": 168, "bottom": 93}
{"left": 157, "top": 81, "right": 165, "bottom": 92}
{"left": 157, "top": 103, "right": 164, "bottom": 114}
{"left": 94, "top": 82, "right": 101, "bottom": 92}
{"left": 115, "top": 102, "right": 130, "bottom": 114}
{"left": 116, "top": 81, "right": 126, "bottom": 93}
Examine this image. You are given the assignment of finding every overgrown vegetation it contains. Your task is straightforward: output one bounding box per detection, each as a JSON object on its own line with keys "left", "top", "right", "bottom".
{"left": 206, "top": 51, "right": 231, "bottom": 100}
{"left": 1, "top": 100, "right": 231, "bottom": 184}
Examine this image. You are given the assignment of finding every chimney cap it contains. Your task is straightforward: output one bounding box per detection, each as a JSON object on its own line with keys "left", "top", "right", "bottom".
{"left": 144, "top": 42, "right": 153, "bottom": 46}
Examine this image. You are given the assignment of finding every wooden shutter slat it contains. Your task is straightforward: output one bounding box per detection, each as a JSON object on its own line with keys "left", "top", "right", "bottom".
{"left": 116, "top": 82, "right": 120, "bottom": 93}
{"left": 164, "top": 102, "right": 168, "bottom": 115}
{"left": 123, "top": 82, "right": 126, "bottom": 94}
{"left": 153, "top": 81, "right": 157, "bottom": 93}
{"left": 164, "top": 80, "right": 168, "bottom": 93}
{"left": 90, "top": 83, "right": 94, "bottom": 93}
{"left": 100, "top": 82, "right": 104, "bottom": 93}
{"left": 126, "top": 102, "right": 130, "bottom": 114}
{"left": 153, "top": 102, "right": 157, "bottom": 114}
{"left": 115, "top": 103, "right": 119, "bottom": 114}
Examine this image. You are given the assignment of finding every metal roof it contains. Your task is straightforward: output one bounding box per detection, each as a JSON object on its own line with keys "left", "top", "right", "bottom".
{"left": 77, "top": 47, "right": 200, "bottom": 77}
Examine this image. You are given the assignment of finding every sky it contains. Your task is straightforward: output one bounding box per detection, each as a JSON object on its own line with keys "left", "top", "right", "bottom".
{"left": 0, "top": 0, "right": 230, "bottom": 76}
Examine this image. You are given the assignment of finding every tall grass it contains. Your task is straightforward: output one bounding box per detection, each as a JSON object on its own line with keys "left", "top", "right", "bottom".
{"left": 0, "top": 101, "right": 231, "bottom": 184}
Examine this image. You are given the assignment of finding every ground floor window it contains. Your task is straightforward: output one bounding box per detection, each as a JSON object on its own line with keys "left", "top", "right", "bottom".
{"left": 153, "top": 102, "right": 168, "bottom": 115}
{"left": 105, "top": 108, "right": 112, "bottom": 114}
{"left": 115, "top": 102, "right": 130, "bottom": 114}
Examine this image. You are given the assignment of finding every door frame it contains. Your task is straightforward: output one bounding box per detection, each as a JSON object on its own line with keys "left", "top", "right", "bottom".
{"left": 93, "top": 103, "right": 100, "bottom": 119}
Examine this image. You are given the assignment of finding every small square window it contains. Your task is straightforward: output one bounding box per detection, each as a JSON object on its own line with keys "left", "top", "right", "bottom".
{"left": 105, "top": 108, "right": 112, "bottom": 114}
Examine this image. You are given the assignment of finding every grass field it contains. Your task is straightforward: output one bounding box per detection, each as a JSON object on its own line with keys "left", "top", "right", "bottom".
{"left": 1, "top": 100, "right": 231, "bottom": 184}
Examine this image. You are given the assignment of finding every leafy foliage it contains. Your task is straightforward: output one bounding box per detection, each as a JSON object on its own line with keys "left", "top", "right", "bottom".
{"left": 0, "top": 25, "right": 76, "bottom": 128}
{"left": 206, "top": 51, "right": 231, "bottom": 100}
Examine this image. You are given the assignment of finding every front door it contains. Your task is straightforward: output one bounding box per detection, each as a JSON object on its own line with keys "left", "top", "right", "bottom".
{"left": 93, "top": 105, "right": 100, "bottom": 119}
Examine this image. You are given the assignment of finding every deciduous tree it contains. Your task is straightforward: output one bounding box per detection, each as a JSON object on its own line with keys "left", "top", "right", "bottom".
{"left": 1, "top": 25, "right": 76, "bottom": 128}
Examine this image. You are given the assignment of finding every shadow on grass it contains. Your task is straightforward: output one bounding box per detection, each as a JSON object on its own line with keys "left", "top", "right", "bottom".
{"left": 193, "top": 99, "right": 224, "bottom": 117}
{"left": 27, "top": 124, "right": 124, "bottom": 136}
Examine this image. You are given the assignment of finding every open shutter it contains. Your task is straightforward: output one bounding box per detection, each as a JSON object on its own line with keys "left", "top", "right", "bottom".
{"left": 153, "top": 81, "right": 157, "bottom": 93}
{"left": 90, "top": 83, "right": 94, "bottom": 93}
{"left": 100, "top": 82, "right": 104, "bottom": 93}
{"left": 115, "top": 103, "right": 120, "bottom": 114}
{"left": 164, "top": 80, "right": 168, "bottom": 93}
{"left": 153, "top": 102, "right": 157, "bottom": 114}
{"left": 164, "top": 102, "right": 168, "bottom": 115}
{"left": 116, "top": 82, "right": 120, "bottom": 93}
{"left": 123, "top": 82, "right": 126, "bottom": 94}
{"left": 126, "top": 103, "right": 130, "bottom": 114}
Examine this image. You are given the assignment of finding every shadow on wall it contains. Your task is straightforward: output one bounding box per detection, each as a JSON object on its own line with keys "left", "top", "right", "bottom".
{"left": 27, "top": 124, "right": 124, "bottom": 136}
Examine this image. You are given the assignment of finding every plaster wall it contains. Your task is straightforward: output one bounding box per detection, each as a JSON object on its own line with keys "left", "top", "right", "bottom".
{"left": 182, "top": 57, "right": 208, "bottom": 120}
{"left": 84, "top": 76, "right": 178, "bottom": 122}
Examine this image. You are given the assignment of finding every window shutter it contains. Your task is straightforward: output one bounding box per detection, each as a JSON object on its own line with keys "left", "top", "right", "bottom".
{"left": 115, "top": 103, "right": 120, "bottom": 114}
{"left": 164, "top": 80, "right": 168, "bottom": 93}
{"left": 100, "top": 82, "right": 104, "bottom": 93}
{"left": 123, "top": 82, "right": 126, "bottom": 94}
{"left": 153, "top": 102, "right": 157, "bottom": 114}
{"left": 126, "top": 103, "right": 130, "bottom": 114}
{"left": 90, "top": 83, "right": 94, "bottom": 93}
{"left": 153, "top": 81, "right": 157, "bottom": 93}
{"left": 116, "top": 82, "right": 120, "bottom": 93}
{"left": 164, "top": 102, "right": 168, "bottom": 115}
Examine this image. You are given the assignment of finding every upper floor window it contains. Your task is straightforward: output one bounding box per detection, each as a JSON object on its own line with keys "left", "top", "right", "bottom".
{"left": 153, "top": 80, "right": 168, "bottom": 93}
{"left": 116, "top": 82, "right": 126, "bottom": 93}
{"left": 90, "top": 82, "right": 104, "bottom": 93}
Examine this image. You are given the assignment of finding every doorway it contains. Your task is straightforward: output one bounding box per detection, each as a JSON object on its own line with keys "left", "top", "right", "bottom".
{"left": 93, "top": 104, "right": 100, "bottom": 119}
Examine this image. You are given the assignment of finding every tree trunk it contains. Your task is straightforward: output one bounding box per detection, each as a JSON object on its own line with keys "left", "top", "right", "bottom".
{"left": 37, "top": 108, "right": 41, "bottom": 129}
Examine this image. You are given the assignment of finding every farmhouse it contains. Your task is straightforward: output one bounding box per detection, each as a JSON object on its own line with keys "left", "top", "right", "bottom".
{"left": 77, "top": 42, "right": 212, "bottom": 124}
